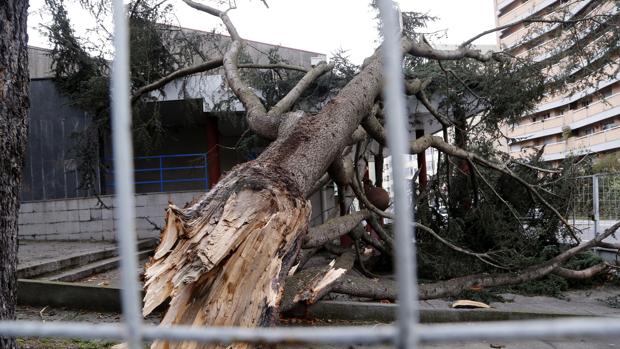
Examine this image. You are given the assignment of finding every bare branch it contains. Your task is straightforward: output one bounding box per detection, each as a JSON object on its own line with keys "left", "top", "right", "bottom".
{"left": 363, "top": 112, "right": 581, "bottom": 243}
{"left": 403, "top": 37, "right": 504, "bottom": 62}
{"left": 414, "top": 221, "right": 509, "bottom": 270}
{"left": 131, "top": 57, "right": 224, "bottom": 102}
{"left": 182, "top": 0, "right": 284, "bottom": 139}
{"left": 461, "top": 14, "right": 619, "bottom": 48}
{"left": 415, "top": 89, "right": 451, "bottom": 127}
{"left": 238, "top": 63, "right": 309, "bottom": 72}
{"left": 268, "top": 62, "right": 334, "bottom": 116}
{"left": 510, "top": 160, "right": 562, "bottom": 173}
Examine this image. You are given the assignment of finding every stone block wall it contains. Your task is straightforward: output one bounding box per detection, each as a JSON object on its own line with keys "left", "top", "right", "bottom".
{"left": 18, "top": 191, "right": 204, "bottom": 241}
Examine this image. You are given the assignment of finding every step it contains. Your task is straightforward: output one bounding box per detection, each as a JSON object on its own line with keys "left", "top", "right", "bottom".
{"left": 40, "top": 249, "right": 153, "bottom": 282}
{"left": 17, "top": 238, "right": 157, "bottom": 279}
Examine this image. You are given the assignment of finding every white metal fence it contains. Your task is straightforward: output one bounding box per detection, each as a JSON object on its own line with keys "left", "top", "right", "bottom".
{"left": 571, "top": 173, "right": 620, "bottom": 240}
{"left": 2, "top": 0, "right": 620, "bottom": 348}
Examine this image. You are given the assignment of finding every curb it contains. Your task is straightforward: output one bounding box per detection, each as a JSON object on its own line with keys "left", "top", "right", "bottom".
{"left": 17, "top": 280, "right": 598, "bottom": 323}
{"left": 286, "top": 301, "right": 585, "bottom": 323}
{"left": 18, "top": 279, "right": 124, "bottom": 312}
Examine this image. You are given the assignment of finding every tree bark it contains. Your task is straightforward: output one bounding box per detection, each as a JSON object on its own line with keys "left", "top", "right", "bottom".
{"left": 144, "top": 47, "right": 385, "bottom": 347}
{"left": 0, "top": 1, "right": 29, "bottom": 348}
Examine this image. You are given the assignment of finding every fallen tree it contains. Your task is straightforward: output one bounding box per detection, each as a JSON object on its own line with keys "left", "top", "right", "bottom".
{"left": 41, "top": 0, "right": 620, "bottom": 348}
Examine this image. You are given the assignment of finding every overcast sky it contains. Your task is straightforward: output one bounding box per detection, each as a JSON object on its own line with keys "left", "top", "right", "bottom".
{"left": 27, "top": 0, "right": 498, "bottom": 64}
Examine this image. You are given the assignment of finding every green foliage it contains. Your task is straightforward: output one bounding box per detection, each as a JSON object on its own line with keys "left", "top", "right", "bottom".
{"left": 592, "top": 151, "right": 620, "bottom": 173}
{"left": 504, "top": 275, "right": 569, "bottom": 298}
{"left": 454, "top": 289, "right": 508, "bottom": 304}
{"left": 17, "top": 337, "right": 118, "bottom": 348}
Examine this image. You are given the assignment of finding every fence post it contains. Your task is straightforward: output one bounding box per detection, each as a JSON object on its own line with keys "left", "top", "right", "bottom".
{"left": 592, "top": 174, "right": 600, "bottom": 237}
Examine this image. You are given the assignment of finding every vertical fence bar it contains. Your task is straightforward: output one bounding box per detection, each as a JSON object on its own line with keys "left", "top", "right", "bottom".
{"left": 593, "top": 174, "right": 600, "bottom": 237}
{"left": 376, "top": 1, "right": 419, "bottom": 348}
{"left": 110, "top": 0, "right": 143, "bottom": 348}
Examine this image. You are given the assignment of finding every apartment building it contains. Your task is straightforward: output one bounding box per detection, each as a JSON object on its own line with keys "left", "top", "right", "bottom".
{"left": 496, "top": 0, "right": 620, "bottom": 162}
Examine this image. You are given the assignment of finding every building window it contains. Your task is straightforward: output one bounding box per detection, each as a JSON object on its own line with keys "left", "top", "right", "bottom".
{"left": 602, "top": 121, "right": 616, "bottom": 130}
{"left": 510, "top": 144, "right": 521, "bottom": 152}
{"left": 556, "top": 107, "right": 567, "bottom": 116}
{"left": 542, "top": 112, "right": 551, "bottom": 120}
{"left": 582, "top": 128, "right": 594, "bottom": 136}
{"left": 602, "top": 88, "right": 613, "bottom": 99}
{"left": 581, "top": 98, "right": 592, "bottom": 108}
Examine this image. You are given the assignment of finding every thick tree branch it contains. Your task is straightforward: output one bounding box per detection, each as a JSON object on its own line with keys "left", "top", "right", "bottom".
{"left": 303, "top": 210, "right": 371, "bottom": 248}
{"left": 553, "top": 263, "right": 610, "bottom": 279}
{"left": 416, "top": 221, "right": 620, "bottom": 299}
{"left": 404, "top": 78, "right": 431, "bottom": 95}
{"left": 598, "top": 242, "right": 620, "bottom": 250}
{"left": 334, "top": 222, "right": 620, "bottom": 301}
{"left": 282, "top": 251, "right": 356, "bottom": 312}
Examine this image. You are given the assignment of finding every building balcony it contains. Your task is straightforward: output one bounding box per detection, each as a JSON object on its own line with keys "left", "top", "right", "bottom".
{"left": 509, "top": 91, "right": 620, "bottom": 140}
{"left": 571, "top": 92, "right": 620, "bottom": 124}
{"left": 497, "top": 0, "right": 516, "bottom": 12}
{"left": 512, "top": 126, "right": 620, "bottom": 160}
{"left": 509, "top": 113, "right": 563, "bottom": 138}
{"left": 498, "top": 0, "right": 554, "bottom": 27}
{"left": 536, "top": 66, "right": 620, "bottom": 113}
{"left": 499, "top": 0, "right": 591, "bottom": 49}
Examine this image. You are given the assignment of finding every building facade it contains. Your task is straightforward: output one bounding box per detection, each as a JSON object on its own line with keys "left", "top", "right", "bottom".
{"left": 495, "top": 0, "right": 620, "bottom": 162}
{"left": 20, "top": 32, "right": 333, "bottom": 241}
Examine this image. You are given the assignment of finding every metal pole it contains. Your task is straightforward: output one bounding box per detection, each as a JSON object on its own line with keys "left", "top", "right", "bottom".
{"left": 110, "top": 0, "right": 143, "bottom": 347}
{"left": 376, "top": 1, "right": 419, "bottom": 348}
{"left": 593, "top": 174, "right": 600, "bottom": 237}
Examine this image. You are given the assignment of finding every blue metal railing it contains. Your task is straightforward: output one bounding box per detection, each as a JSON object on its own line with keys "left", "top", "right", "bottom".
{"left": 106, "top": 153, "right": 208, "bottom": 192}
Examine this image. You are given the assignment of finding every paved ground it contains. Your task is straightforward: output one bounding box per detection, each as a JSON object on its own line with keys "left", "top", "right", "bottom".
{"left": 14, "top": 240, "right": 620, "bottom": 348}
{"left": 574, "top": 220, "right": 620, "bottom": 242}
{"left": 18, "top": 240, "right": 117, "bottom": 269}
{"left": 77, "top": 262, "right": 147, "bottom": 287}
{"left": 419, "top": 287, "right": 620, "bottom": 317}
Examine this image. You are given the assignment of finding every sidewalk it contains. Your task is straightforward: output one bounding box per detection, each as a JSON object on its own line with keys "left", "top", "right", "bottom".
{"left": 18, "top": 240, "right": 117, "bottom": 269}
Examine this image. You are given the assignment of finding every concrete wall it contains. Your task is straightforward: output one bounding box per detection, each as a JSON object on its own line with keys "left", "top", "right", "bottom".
{"left": 19, "top": 188, "right": 337, "bottom": 241}
{"left": 18, "top": 191, "right": 204, "bottom": 241}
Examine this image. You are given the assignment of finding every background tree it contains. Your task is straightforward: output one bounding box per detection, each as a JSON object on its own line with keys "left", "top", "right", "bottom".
{"left": 0, "top": 0, "right": 29, "bottom": 348}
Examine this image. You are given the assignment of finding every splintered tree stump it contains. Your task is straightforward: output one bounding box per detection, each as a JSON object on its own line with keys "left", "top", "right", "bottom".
{"left": 143, "top": 164, "right": 310, "bottom": 349}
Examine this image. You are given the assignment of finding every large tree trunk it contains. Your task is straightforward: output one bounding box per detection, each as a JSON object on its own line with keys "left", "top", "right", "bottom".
{"left": 143, "top": 52, "right": 383, "bottom": 349}
{"left": 0, "top": 1, "right": 29, "bottom": 348}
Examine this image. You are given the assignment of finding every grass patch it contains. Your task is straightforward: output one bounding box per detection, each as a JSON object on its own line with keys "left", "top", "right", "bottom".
{"left": 16, "top": 338, "right": 117, "bottom": 349}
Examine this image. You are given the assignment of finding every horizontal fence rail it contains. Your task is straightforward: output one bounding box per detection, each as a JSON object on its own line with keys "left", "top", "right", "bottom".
{"left": 3, "top": 317, "right": 620, "bottom": 345}
{"left": 3, "top": 0, "right": 620, "bottom": 348}
{"left": 106, "top": 153, "right": 209, "bottom": 192}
